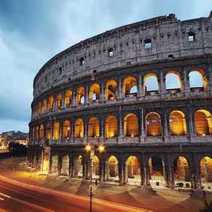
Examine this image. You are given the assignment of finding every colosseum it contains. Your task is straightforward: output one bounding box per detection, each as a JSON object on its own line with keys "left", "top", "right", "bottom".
{"left": 28, "top": 12, "right": 212, "bottom": 191}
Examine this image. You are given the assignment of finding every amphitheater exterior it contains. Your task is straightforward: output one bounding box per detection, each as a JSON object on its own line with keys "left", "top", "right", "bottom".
{"left": 28, "top": 12, "right": 212, "bottom": 191}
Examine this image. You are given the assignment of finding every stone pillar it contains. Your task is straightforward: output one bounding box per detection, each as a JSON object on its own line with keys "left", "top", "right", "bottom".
{"left": 163, "top": 110, "right": 169, "bottom": 142}
{"left": 191, "top": 155, "right": 201, "bottom": 190}
{"left": 100, "top": 116, "right": 105, "bottom": 142}
{"left": 140, "top": 108, "right": 145, "bottom": 142}
{"left": 160, "top": 71, "right": 166, "bottom": 97}
{"left": 166, "top": 156, "right": 175, "bottom": 189}
{"left": 53, "top": 95, "right": 57, "bottom": 111}
{"left": 84, "top": 117, "right": 88, "bottom": 143}
{"left": 118, "top": 106, "right": 123, "bottom": 142}
{"left": 61, "top": 91, "right": 65, "bottom": 110}
{"left": 100, "top": 80, "right": 105, "bottom": 102}
{"left": 69, "top": 156, "right": 73, "bottom": 177}
{"left": 118, "top": 78, "right": 123, "bottom": 99}
{"left": 72, "top": 90, "right": 76, "bottom": 106}
{"left": 58, "top": 156, "right": 62, "bottom": 175}
{"left": 99, "top": 157, "right": 105, "bottom": 183}
{"left": 85, "top": 85, "right": 89, "bottom": 104}
{"left": 184, "top": 67, "right": 190, "bottom": 97}
{"left": 59, "top": 120, "right": 63, "bottom": 144}
{"left": 207, "top": 64, "right": 212, "bottom": 95}
{"left": 142, "top": 155, "right": 150, "bottom": 186}
{"left": 188, "top": 107, "right": 195, "bottom": 140}
{"left": 118, "top": 157, "right": 125, "bottom": 185}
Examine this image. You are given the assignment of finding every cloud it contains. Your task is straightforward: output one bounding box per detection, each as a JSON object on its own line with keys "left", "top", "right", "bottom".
{"left": 0, "top": 0, "right": 211, "bottom": 133}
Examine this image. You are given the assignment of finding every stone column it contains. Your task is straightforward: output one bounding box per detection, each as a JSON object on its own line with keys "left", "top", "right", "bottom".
{"left": 61, "top": 91, "right": 65, "bottom": 110}
{"left": 207, "top": 64, "right": 212, "bottom": 95}
{"left": 99, "top": 157, "right": 105, "bottom": 183}
{"left": 188, "top": 107, "right": 195, "bottom": 140}
{"left": 160, "top": 71, "right": 166, "bottom": 97}
{"left": 191, "top": 155, "right": 201, "bottom": 190}
{"left": 118, "top": 157, "right": 125, "bottom": 185}
{"left": 138, "top": 74, "right": 142, "bottom": 97}
{"left": 84, "top": 117, "right": 88, "bottom": 143}
{"left": 100, "top": 116, "right": 105, "bottom": 142}
{"left": 184, "top": 67, "right": 190, "bottom": 97}
{"left": 118, "top": 78, "right": 123, "bottom": 99}
{"left": 166, "top": 156, "right": 175, "bottom": 189}
{"left": 118, "top": 106, "right": 123, "bottom": 142}
{"left": 72, "top": 90, "right": 76, "bottom": 106}
{"left": 163, "top": 110, "right": 169, "bottom": 142}
{"left": 59, "top": 120, "right": 63, "bottom": 144}
{"left": 100, "top": 80, "right": 105, "bottom": 102}
{"left": 140, "top": 108, "right": 145, "bottom": 142}
{"left": 85, "top": 85, "right": 89, "bottom": 104}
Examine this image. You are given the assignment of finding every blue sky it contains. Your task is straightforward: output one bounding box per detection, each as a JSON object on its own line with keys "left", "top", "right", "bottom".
{"left": 0, "top": 0, "right": 211, "bottom": 133}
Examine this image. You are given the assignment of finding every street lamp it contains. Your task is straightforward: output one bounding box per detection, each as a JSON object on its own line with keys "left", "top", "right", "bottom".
{"left": 85, "top": 143, "right": 105, "bottom": 212}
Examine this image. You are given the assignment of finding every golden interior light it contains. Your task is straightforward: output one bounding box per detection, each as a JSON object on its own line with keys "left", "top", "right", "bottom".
{"left": 85, "top": 144, "right": 92, "bottom": 152}
{"left": 98, "top": 144, "right": 105, "bottom": 153}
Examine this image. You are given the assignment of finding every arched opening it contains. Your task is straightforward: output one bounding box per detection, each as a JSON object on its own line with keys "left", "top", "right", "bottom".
{"left": 123, "top": 76, "right": 138, "bottom": 97}
{"left": 76, "top": 86, "right": 85, "bottom": 105}
{"left": 194, "top": 109, "right": 212, "bottom": 136}
{"left": 73, "top": 155, "right": 83, "bottom": 177}
{"left": 93, "top": 155, "right": 100, "bottom": 179}
{"left": 165, "top": 72, "right": 181, "bottom": 90}
{"left": 200, "top": 156, "right": 212, "bottom": 190}
{"left": 51, "top": 155, "right": 58, "bottom": 174}
{"left": 174, "top": 156, "right": 191, "bottom": 188}
{"left": 143, "top": 73, "right": 159, "bottom": 92}
{"left": 189, "top": 70, "right": 207, "bottom": 89}
{"left": 63, "top": 120, "right": 71, "bottom": 140}
{"left": 105, "top": 80, "right": 117, "bottom": 101}
{"left": 64, "top": 90, "right": 72, "bottom": 108}
{"left": 74, "top": 119, "right": 84, "bottom": 138}
{"left": 47, "top": 96, "right": 54, "bottom": 111}
{"left": 89, "top": 83, "right": 100, "bottom": 103}
{"left": 56, "top": 94, "right": 63, "bottom": 110}
{"left": 146, "top": 112, "right": 161, "bottom": 136}
{"left": 61, "top": 155, "right": 69, "bottom": 176}
{"left": 53, "top": 121, "right": 60, "bottom": 141}
{"left": 39, "top": 124, "right": 44, "bottom": 140}
{"left": 149, "top": 156, "right": 166, "bottom": 187}
{"left": 169, "top": 111, "right": 187, "bottom": 135}
{"left": 42, "top": 99, "right": 47, "bottom": 113}
{"left": 124, "top": 113, "right": 139, "bottom": 137}
{"left": 125, "top": 156, "right": 141, "bottom": 185}
{"left": 105, "top": 115, "right": 118, "bottom": 138}
{"left": 106, "top": 155, "right": 119, "bottom": 182}
{"left": 88, "top": 117, "right": 100, "bottom": 137}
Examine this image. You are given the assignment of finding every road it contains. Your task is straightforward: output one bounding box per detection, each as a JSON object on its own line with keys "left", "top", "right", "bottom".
{"left": 0, "top": 175, "right": 149, "bottom": 212}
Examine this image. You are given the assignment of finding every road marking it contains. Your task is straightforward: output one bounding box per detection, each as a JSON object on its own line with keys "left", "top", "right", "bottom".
{"left": 0, "top": 192, "right": 53, "bottom": 212}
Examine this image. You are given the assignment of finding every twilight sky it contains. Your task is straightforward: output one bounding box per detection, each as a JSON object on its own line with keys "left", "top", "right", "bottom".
{"left": 0, "top": 0, "right": 211, "bottom": 133}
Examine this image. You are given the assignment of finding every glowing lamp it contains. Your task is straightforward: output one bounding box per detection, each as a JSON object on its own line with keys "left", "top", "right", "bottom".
{"left": 85, "top": 144, "right": 92, "bottom": 152}
{"left": 98, "top": 144, "right": 105, "bottom": 153}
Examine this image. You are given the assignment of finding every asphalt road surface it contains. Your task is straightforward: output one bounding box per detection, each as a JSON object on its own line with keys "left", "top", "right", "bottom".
{"left": 0, "top": 176, "right": 148, "bottom": 212}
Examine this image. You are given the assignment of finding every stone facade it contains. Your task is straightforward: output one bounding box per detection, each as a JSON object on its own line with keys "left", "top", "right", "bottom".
{"left": 28, "top": 13, "right": 212, "bottom": 191}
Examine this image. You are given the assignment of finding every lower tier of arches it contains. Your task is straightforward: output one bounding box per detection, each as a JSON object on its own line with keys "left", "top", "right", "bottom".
{"left": 28, "top": 145, "right": 212, "bottom": 192}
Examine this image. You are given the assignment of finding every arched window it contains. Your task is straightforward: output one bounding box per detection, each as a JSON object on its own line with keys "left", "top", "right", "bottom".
{"left": 105, "top": 80, "right": 117, "bottom": 101}
{"left": 47, "top": 96, "right": 54, "bottom": 111}
{"left": 169, "top": 111, "right": 187, "bottom": 135}
{"left": 189, "top": 70, "right": 205, "bottom": 88}
{"left": 53, "top": 121, "right": 60, "bottom": 140}
{"left": 88, "top": 117, "right": 100, "bottom": 137}
{"left": 105, "top": 115, "right": 118, "bottom": 138}
{"left": 146, "top": 112, "right": 161, "bottom": 136}
{"left": 174, "top": 156, "right": 190, "bottom": 181}
{"left": 107, "top": 155, "right": 119, "bottom": 179}
{"left": 194, "top": 109, "right": 212, "bottom": 136}
{"left": 124, "top": 113, "right": 139, "bottom": 137}
{"left": 123, "top": 76, "right": 138, "bottom": 97}
{"left": 74, "top": 119, "right": 84, "bottom": 138}
{"left": 200, "top": 156, "right": 212, "bottom": 183}
{"left": 63, "top": 120, "right": 71, "bottom": 139}
{"left": 64, "top": 90, "right": 72, "bottom": 108}
{"left": 89, "top": 83, "right": 100, "bottom": 103}
{"left": 56, "top": 94, "right": 63, "bottom": 110}
{"left": 143, "top": 73, "right": 159, "bottom": 92}
{"left": 76, "top": 86, "right": 85, "bottom": 105}
{"left": 42, "top": 99, "right": 47, "bottom": 113}
{"left": 165, "top": 72, "right": 181, "bottom": 90}
{"left": 39, "top": 124, "right": 44, "bottom": 140}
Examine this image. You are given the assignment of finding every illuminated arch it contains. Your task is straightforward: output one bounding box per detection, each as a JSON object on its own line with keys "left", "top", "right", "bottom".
{"left": 73, "top": 155, "right": 83, "bottom": 177}
{"left": 124, "top": 113, "right": 139, "bottom": 137}
{"left": 125, "top": 156, "right": 141, "bottom": 185}
{"left": 88, "top": 117, "right": 100, "bottom": 137}
{"left": 169, "top": 111, "right": 187, "bottom": 135}
{"left": 89, "top": 83, "right": 100, "bottom": 102}
{"left": 76, "top": 86, "right": 85, "bottom": 105}
{"left": 53, "top": 121, "right": 60, "bottom": 140}
{"left": 42, "top": 99, "right": 47, "bottom": 113}
{"left": 74, "top": 118, "right": 84, "bottom": 138}
{"left": 174, "top": 156, "right": 190, "bottom": 181}
{"left": 64, "top": 90, "right": 72, "bottom": 108}
{"left": 61, "top": 155, "right": 69, "bottom": 176}
{"left": 200, "top": 156, "right": 212, "bottom": 183}
{"left": 39, "top": 124, "right": 44, "bottom": 140}
{"left": 63, "top": 120, "right": 71, "bottom": 139}
{"left": 143, "top": 73, "right": 159, "bottom": 92}
{"left": 47, "top": 96, "right": 54, "bottom": 111}
{"left": 146, "top": 112, "right": 161, "bottom": 136}
{"left": 165, "top": 72, "right": 181, "bottom": 90}
{"left": 189, "top": 70, "right": 207, "bottom": 89}
{"left": 105, "top": 115, "right": 118, "bottom": 138}
{"left": 56, "top": 94, "right": 63, "bottom": 110}
{"left": 123, "top": 76, "right": 138, "bottom": 96}
{"left": 105, "top": 80, "right": 117, "bottom": 101}
{"left": 93, "top": 155, "right": 100, "bottom": 177}
{"left": 194, "top": 109, "right": 212, "bottom": 136}
{"left": 106, "top": 155, "right": 119, "bottom": 180}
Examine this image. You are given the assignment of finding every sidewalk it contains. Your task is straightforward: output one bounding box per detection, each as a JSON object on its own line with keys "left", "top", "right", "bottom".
{"left": 0, "top": 157, "right": 209, "bottom": 212}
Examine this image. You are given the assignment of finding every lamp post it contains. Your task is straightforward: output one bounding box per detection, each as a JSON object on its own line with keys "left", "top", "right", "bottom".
{"left": 85, "top": 143, "right": 105, "bottom": 212}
